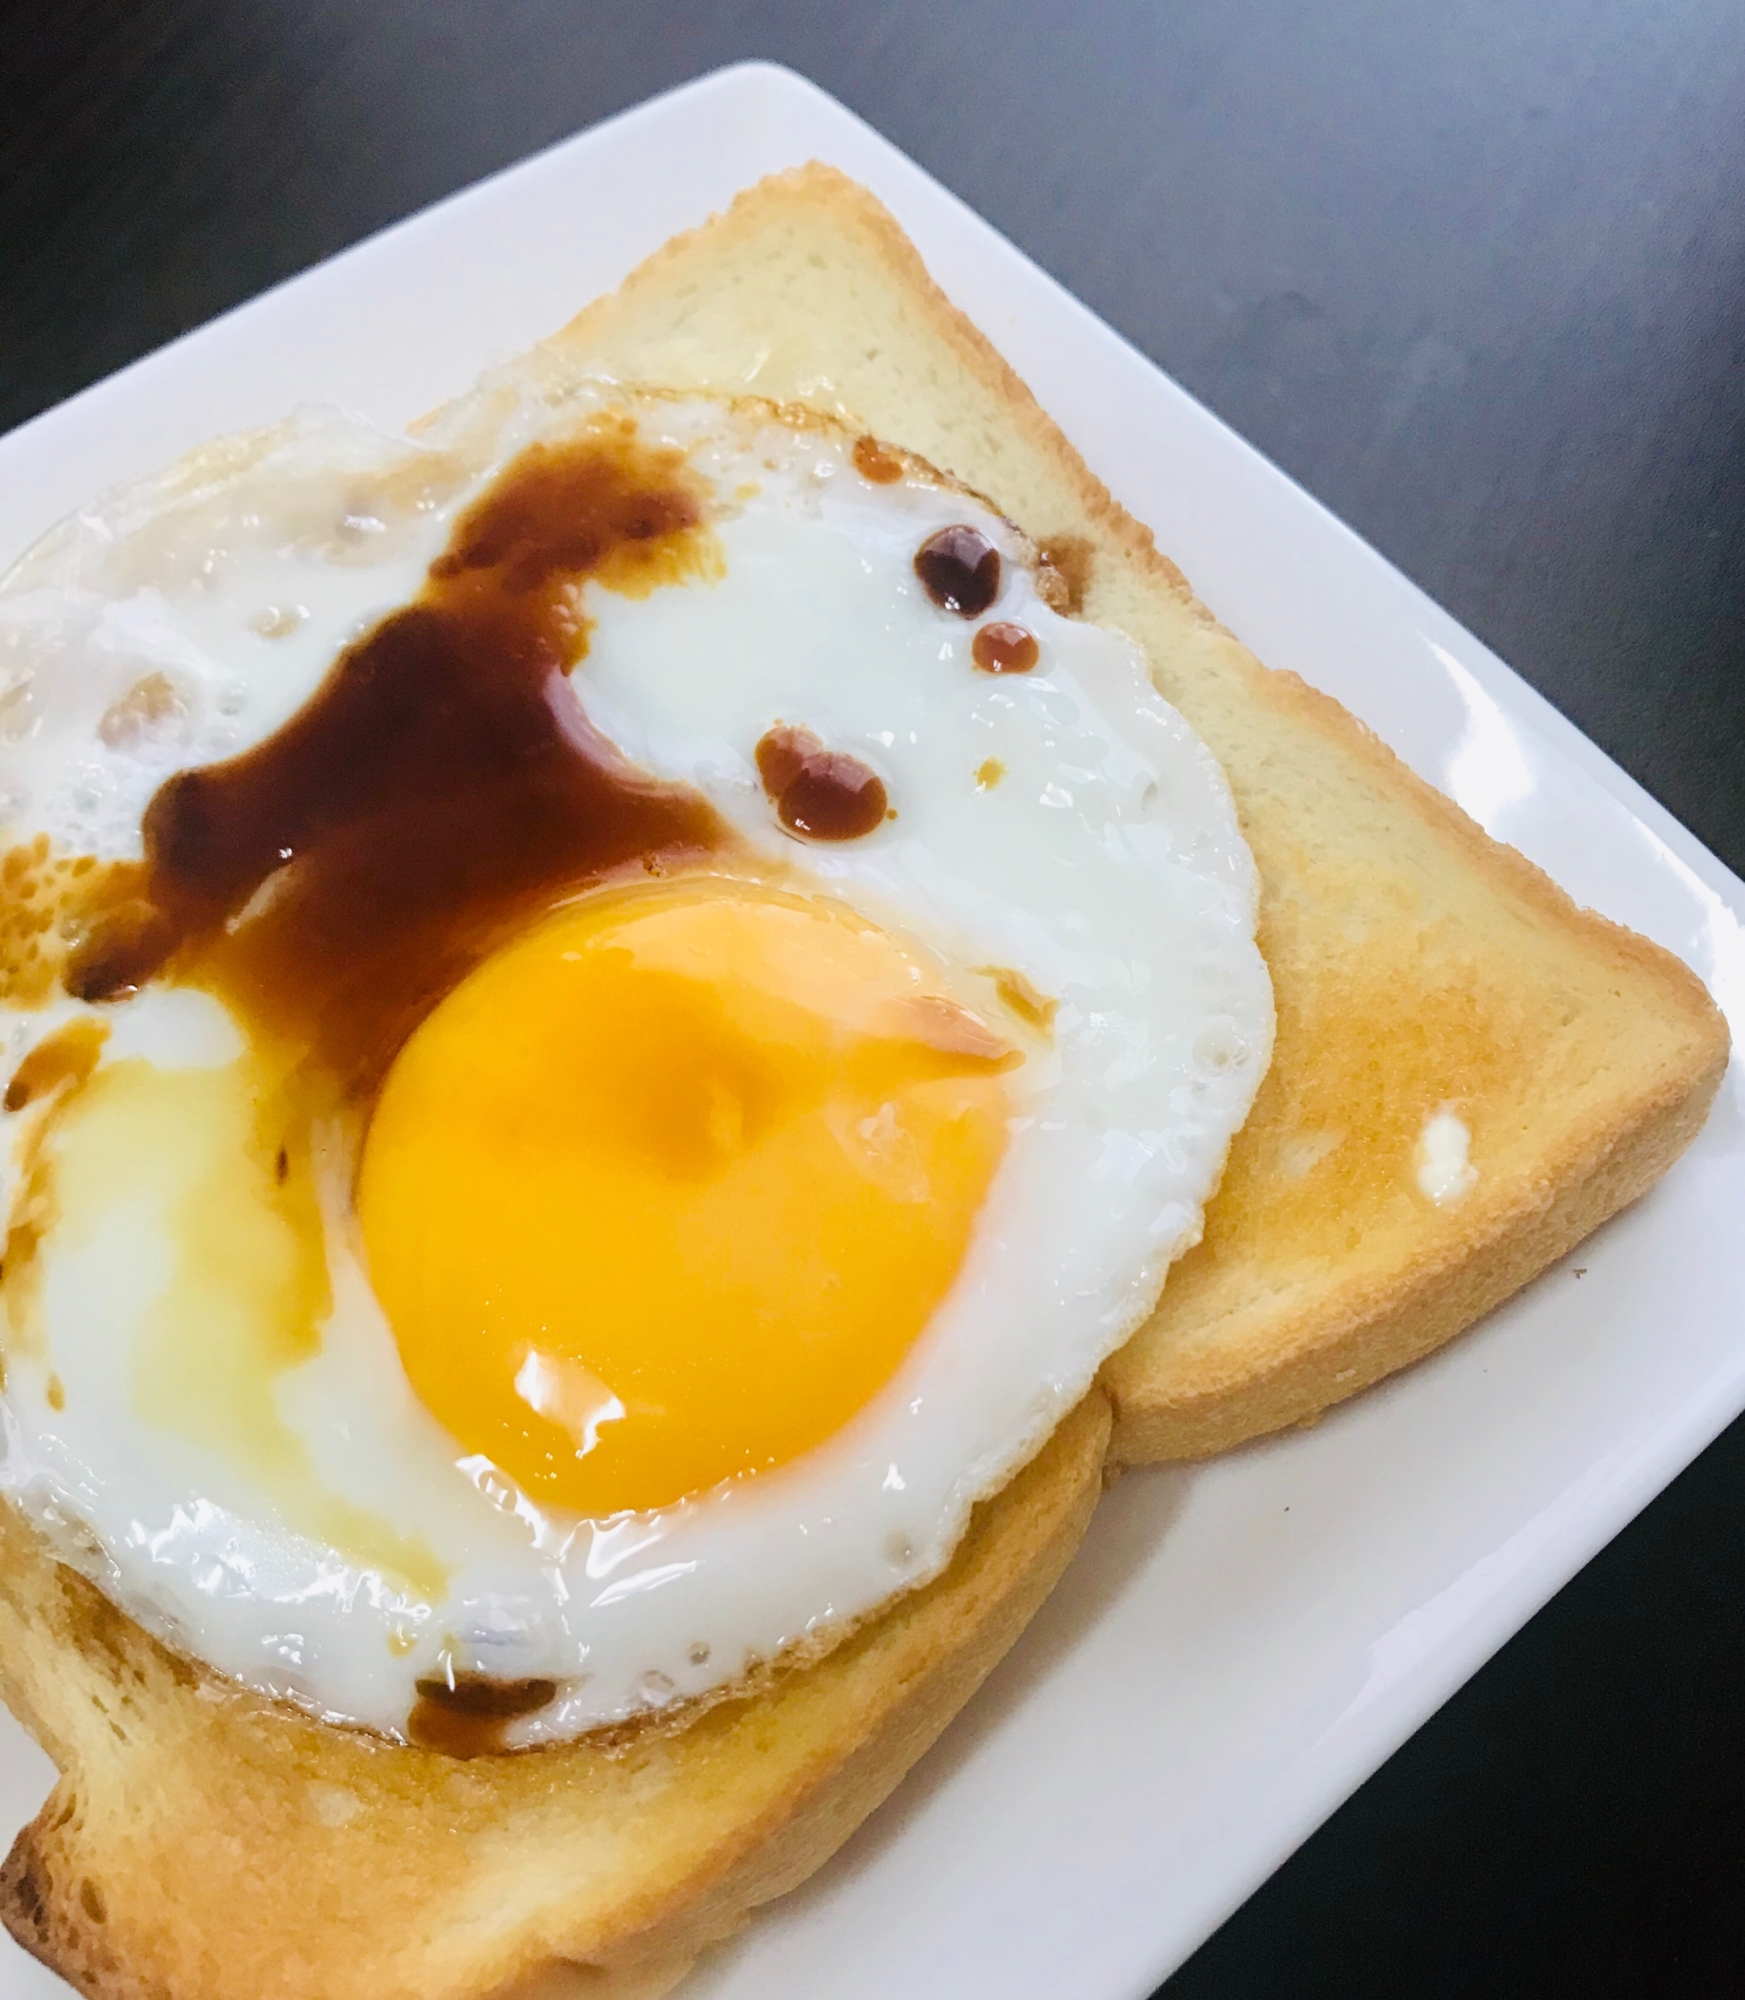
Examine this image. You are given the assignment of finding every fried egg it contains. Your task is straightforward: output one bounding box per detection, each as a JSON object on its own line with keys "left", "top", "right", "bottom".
{"left": 0, "top": 372, "right": 1272, "bottom": 1744}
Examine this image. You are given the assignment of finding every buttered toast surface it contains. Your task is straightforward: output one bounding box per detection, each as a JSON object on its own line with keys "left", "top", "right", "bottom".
{"left": 0, "top": 158, "right": 1728, "bottom": 2000}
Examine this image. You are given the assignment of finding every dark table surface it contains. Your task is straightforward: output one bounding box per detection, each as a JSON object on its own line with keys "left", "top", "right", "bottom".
{"left": 5, "top": 2, "right": 1744, "bottom": 1994}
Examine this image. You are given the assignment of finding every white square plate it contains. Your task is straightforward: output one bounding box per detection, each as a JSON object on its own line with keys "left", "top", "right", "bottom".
{"left": 2, "top": 61, "right": 1741, "bottom": 2000}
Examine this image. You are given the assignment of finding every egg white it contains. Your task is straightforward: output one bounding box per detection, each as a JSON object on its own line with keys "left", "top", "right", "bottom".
{"left": 0, "top": 379, "right": 1272, "bottom": 1740}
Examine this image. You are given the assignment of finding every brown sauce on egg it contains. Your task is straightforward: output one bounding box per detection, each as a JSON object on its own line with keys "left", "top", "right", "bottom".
{"left": 408, "top": 1672, "right": 559, "bottom": 1758}
{"left": 64, "top": 418, "right": 735, "bottom": 1099}
{"left": 970, "top": 622, "right": 1039, "bottom": 675}
{"left": 914, "top": 526, "right": 1001, "bottom": 618}
{"left": 4, "top": 1019, "right": 109, "bottom": 1112}
{"left": 1037, "top": 533, "right": 1094, "bottom": 615}
{"left": 754, "top": 724, "right": 889, "bottom": 843}
{"left": 851, "top": 435, "right": 906, "bottom": 485}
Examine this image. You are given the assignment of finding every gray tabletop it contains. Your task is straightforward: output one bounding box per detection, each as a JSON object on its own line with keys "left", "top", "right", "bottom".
{"left": 5, "top": 3, "right": 1744, "bottom": 1993}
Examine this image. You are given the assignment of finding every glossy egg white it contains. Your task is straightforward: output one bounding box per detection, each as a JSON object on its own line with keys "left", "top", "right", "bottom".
{"left": 0, "top": 377, "right": 1272, "bottom": 1741}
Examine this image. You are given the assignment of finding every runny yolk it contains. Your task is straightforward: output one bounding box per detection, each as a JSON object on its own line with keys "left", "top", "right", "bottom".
{"left": 357, "top": 880, "right": 1019, "bottom": 1516}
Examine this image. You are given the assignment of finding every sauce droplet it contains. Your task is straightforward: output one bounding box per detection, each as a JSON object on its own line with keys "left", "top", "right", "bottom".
{"left": 914, "top": 526, "right": 1001, "bottom": 618}
{"left": 755, "top": 725, "right": 889, "bottom": 843}
{"left": 409, "top": 1672, "right": 558, "bottom": 1758}
{"left": 852, "top": 436, "right": 905, "bottom": 485}
{"left": 4, "top": 1018, "right": 109, "bottom": 1113}
{"left": 1038, "top": 534, "right": 1094, "bottom": 615}
{"left": 970, "top": 622, "right": 1040, "bottom": 675}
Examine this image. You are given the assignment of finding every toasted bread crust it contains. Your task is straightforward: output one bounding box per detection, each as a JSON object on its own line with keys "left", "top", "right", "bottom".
{"left": 1106, "top": 668, "right": 1729, "bottom": 1455}
{"left": 1110, "top": 1015, "right": 1725, "bottom": 1458}
{"left": 0, "top": 1395, "right": 1109, "bottom": 2000}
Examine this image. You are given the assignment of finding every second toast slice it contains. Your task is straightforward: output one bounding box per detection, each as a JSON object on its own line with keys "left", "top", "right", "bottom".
{"left": 546, "top": 163, "right": 1728, "bottom": 1460}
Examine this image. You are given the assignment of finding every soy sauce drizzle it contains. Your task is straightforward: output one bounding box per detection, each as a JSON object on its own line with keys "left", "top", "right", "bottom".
{"left": 65, "top": 421, "right": 734, "bottom": 1099}
{"left": 914, "top": 526, "right": 1001, "bottom": 618}
{"left": 970, "top": 622, "right": 1040, "bottom": 675}
{"left": 755, "top": 725, "right": 890, "bottom": 843}
{"left": 851, "top": 435, "right": 905, "bottom": 485}
{"left": 4, "top": 1018, "right": 109, "bottom": 1112}
{"left": 409, "top": 1672, "right": 559, "bottom": 1758}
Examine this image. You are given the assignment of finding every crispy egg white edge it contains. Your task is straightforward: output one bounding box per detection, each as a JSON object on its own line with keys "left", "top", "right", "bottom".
{"left": 0, "top": 380, "right": 1273, "bottom": 1740}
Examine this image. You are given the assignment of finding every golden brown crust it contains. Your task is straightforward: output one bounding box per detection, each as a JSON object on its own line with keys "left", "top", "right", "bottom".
{"left": 1107, "top": 1031, "right": 1726, "bottom": 1458}
{"left": 1099, "top": 661, "right": 1728, "bottom": 1454}
{"left": 0, "top": 1395, "right": 1109, "bottom": 2000}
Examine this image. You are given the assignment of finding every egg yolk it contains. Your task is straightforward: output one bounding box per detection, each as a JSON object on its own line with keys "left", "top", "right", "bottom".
{"left": 358, "top": 881, "right": 1018, "bottom": 1516}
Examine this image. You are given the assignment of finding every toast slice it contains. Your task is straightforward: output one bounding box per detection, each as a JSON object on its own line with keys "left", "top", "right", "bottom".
{"left": 0, "top": 163, "right": 1726, "bottom": 2000}
{"left": 0, "top": 1392, "right": 1108, "bottom": 2000}
{"left": 544, "top": 165, "right": 1727, "bottom": 1460}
